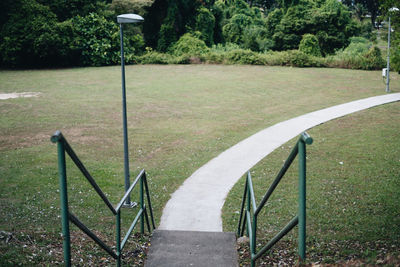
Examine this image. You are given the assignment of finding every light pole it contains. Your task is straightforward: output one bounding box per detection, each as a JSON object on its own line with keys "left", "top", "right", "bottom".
{"left": 386, "top": 7, "right": 399, "bottom": 93}
{"left": 117, "top": 14, "right": 144, "bottom": 206}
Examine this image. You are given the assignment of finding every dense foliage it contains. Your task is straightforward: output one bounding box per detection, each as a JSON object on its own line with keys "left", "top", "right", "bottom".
{"left": 380, "top": 0, "right": 400, "bottom": 73}
{"left": 0, "top": 0, "right": 394, "bottom": 69}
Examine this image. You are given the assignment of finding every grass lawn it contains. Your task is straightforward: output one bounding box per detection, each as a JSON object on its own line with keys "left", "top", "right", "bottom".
{"left": 223, "top": 102, "right": 400, "bottom": 265}
{"left": 0, "top": 65, "right": 399, "bottom": 265}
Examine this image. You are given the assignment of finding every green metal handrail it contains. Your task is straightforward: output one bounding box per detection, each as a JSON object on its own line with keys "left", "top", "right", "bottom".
{"left": 51, "top": 130, "right": 155, "bottom": 266}
{"left": 237, "top": 132, "right": 313, "bottom": 267}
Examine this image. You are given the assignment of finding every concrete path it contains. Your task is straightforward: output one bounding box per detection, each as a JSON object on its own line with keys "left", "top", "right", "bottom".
{"left": 159, "top": 93, "right": 400, "bottom": 232}
{"left": 145, "top": 230, "right": 238, "bottom": 267}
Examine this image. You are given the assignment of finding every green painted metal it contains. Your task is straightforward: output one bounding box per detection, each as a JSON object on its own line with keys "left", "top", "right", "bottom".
{"left": 116, "top": 170, "right": 144, "bottom": 212}
{"left": 69, "top": 212, "right": 117, "bottom": 259}
{"left": 144, "top": 206, "right": 152, "bottom": 232}
{"left": 64, "top": 140, "right": 117, "bottom": 214}
{"left": 121, "top": 208, "right": 144, "bottom": 250}
{"left": 238, "top": 132, "right": 313, "bottom": 266}
{"left": 55, "top": 136, "right": 71, "bottom": 267}
{"left": 254, "top": 216, "right": 299, "bottom": 260}
{"left": 140, "top": 173, "right": 144, "bottom": 234}
{"left": 120, "top": 23, "right": 132, "bottom": 205}
{"left": 51, "top": 131, "right": 155, "bottom": 266}
{"left": 116, "top": 211, "right": 121, "bottom": 267}
{"left": 252, "top": 211, "right": 257, "bottom": 266}
{"left": 255, "top": 144, "right": 298, "bottom": 217}
{"left": 237, "top": 179, "right": 248, "bottom": 236}
{"left": 143, "top": 173, "right": 156, "bottom": 229}
{"left": 298, "top": 138, "right": 306, "bottom": 260}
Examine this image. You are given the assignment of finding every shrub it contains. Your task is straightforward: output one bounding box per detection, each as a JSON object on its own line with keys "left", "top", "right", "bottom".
{"left": 281, "top": 50, "right": 324, "bottom": 67}
{"left": 361, "top": 46, "right": 385, "bottom": 70}
{"left": 224, "top": 49, "right": 266, "bottom": 65}
{"left": 170, "top": 33, "right": 209, "bottom": 56}
{"left": 299, "top": 34, "right": 321, "bottom": 57}
{"left": 71, "top": 13, "right": 144, "bottom": 66}
{"left": 242, "top": 26, "right": 273, "bottom": 52}
{"left": 210, "top": 43, "right": 242, "bottom": 52}
{"left": 391, "top": 40, "right": 400, "bottom": 73}
{"left": 343, "top": 42, "right": 370, "bottom": 56}
{"left": 0, "top": 0, "right": 61, "bottom": 67}
{"left": 328, "top": 45, "right": 384, "bottom": 70}
{"left": 138, "top": 51, "right": 173, "bottom": 64}
{"left": 263, "top": 50, "right": 326, "bottom": 67}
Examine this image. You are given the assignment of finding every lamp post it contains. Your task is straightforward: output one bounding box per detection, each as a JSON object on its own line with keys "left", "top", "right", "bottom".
{"left": 117, "top": 14, "right": 144, "bottom": 206}
{"left": 386, "top": 7, "right": 399, "bottom": 93}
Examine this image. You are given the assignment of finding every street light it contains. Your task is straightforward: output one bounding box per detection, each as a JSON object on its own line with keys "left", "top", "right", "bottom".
{"left": 117, "top": 14, "right": 144, "bottom": 206}
{"left": 386, "top": 7, "right": 399, "bottom": 93}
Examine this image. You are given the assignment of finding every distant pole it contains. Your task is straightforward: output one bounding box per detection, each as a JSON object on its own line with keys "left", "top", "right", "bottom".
{"left": 386, "top": 7, "right": 399, "bottom": 93}
{"left": 386, "top": 15, "right": 391, "bottom": 93}
{"left": 117, "top": 14, "right": 144, "bottom": 206}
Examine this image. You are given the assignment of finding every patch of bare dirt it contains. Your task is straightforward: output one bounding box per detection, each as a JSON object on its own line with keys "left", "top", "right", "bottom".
{"left": 0, "top": 92, "right": 41, "bottom": 100}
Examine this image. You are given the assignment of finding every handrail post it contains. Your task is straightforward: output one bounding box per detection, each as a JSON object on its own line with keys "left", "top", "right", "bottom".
{"left": 116, "top": 211, "right": 121, "bottom": 267}
{"left": 251, "top": 215, "right": 257, "bottom": 267}
{"left": 143, "top": 173, "right": 156, "bottom": 229}
{"left": 246, "top": 175, "right": 251, "bottom": 238}
{"left": 237, "top": 176, "right": 248, "bottom": 236}
{"left": 298, "top": 139, "right": 306, "bottom": 261}
{"left": 140, "top": 174, "right": 144, "bottom": 234}
{"left": 57, "top": 140, "right": 71, "bottom": 266}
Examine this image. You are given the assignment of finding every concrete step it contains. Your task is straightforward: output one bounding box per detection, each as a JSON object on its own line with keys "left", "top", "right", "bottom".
{"left": 145, "top": 230, "right": 238, "bottom": 267}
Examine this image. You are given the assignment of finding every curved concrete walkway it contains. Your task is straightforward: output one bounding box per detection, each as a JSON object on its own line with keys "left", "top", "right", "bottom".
{"left": 159, "top": 93, "right": 400, "bottom": 232}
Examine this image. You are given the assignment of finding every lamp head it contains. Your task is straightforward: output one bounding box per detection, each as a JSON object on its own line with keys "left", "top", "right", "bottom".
{"left": 389, "top": 7, "right": 399, "bottom": 12}
{"left": 117, "top": 14, "right": 144, "bottom": 24}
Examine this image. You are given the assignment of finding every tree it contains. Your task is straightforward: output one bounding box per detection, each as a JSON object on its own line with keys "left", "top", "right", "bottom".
{"left": 195, "top": 7, "right": 216, "bottom": 46}
{"left": 0, "top": 0, "right": 64, "bottom": 67}
{"left": 380, "top": 0, "right": 400, "bottom": 72}
{"left": 36, "top": 0, "right": 108, "bottom": 21}
{"left": 341, "top": 0, "right": 381, "bottom": 27}
{"left": 145, "top": 0, "right": 202, "bottom": 51}
{"left": 271, "top": 0, "right": 316, "bottom": 50}
{"left": 299, "top": 33, "right": 321, "bottom": 56}
{"left": 269, "top": 0, "right": 359, "bottom": 55}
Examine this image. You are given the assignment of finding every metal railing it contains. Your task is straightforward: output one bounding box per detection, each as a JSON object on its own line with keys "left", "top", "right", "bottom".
{"left": 237, "top": 132, "right": 313, "bottom": 267}
{"left": 51, "top": 130, "right": 155, "bottom": 266}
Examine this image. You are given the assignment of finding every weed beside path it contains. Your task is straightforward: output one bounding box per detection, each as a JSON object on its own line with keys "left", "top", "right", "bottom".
{"left": 0, "top": 65, "right": 399, "bottom": 265}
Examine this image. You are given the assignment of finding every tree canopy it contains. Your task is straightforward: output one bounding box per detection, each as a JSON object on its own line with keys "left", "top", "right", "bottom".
{"left": 0, "top": 0, "right": 387, "bottom": 68}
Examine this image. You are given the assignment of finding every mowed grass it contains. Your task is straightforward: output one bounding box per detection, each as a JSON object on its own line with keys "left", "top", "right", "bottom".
{"left": 0, "top": 65, "right": 399, "bottom": 265}
{"left": 223, "top": 102, "right": 400, "bottom": 265}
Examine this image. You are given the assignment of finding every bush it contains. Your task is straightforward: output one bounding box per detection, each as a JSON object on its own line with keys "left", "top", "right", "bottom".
{"left": 203, "top": 43, "right": 239, "bottom": 63}
{"left": 391, "top": 40, "right": 400, "bottom": 73}
{"left": 138, "top": 51, "right": 173, "bottom": 64}
{"left": 361, "top": 46, "right": 385, "bottom": 70}
{"left": 262, "top": 50, "right": 326, "bottom": 67}
{"left": 71, "top": 13, "right": 144, "bottom": 66}
{"left": 329, "top": 45, "right": 384, "bottom": 70}
{"left": 170, "top": 33, "right": 209, "bottom": 56}
{"left": 204, "top": 47, "right": 326, "bottom": 67}
{"left": 280, "top": 50, "right": 324, "bottom": 67}
{"left": 0, "top": 0, "right": 61, "bottom": 67}
{"left": 299, "top": 34, "right": 321, "bottom": 57}
{"left": 242, "top": 26, "right": 273, "bottom": 52}
{"left": 224, "top": 49, "right": 266, "bottom": 65}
